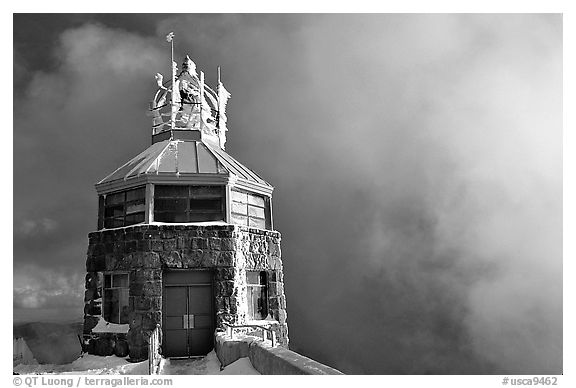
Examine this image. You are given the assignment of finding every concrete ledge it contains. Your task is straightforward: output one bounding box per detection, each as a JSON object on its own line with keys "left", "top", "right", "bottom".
{"left": 215, "top": 335, "right": 252, "bottom": 367}
{"left": 215, "top": 333, "right": 343, "bottom": 375}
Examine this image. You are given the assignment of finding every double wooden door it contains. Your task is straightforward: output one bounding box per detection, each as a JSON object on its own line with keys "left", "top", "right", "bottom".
{"left": 162, "top": 270, "right": 214, "bottom": 357}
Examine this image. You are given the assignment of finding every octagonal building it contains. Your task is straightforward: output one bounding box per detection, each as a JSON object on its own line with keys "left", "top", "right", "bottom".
{"left": 82, "top": 54, "right": 288, "bottom": 361}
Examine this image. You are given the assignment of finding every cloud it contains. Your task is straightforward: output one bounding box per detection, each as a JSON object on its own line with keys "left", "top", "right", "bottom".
{"left": 13, "top": 265, "right": 84, "bottom": 310}
{"left": 16, "top": 218, "right": 58, "bottom": 236}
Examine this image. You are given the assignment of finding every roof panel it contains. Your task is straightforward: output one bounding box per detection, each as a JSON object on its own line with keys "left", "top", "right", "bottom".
{"left": 158, "top": 142, "right": 178, "bottom": 173}
{"left": 208, "top": 144, "right": 269, "bottom": 185}
{"left": 197, "top": 143, "right": 219, "bottom": 173}
{"left": 98, "top": 141, "right": 168, "bottom": 183}
{"left": 176, "top": 141, "right": 198, "bottom": 173}
{"left": 98, "top": 139, "right": 271, "bottom": 188}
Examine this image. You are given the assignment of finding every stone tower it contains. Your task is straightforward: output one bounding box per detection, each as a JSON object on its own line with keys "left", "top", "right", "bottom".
{"left": 82, "top": 50, "right": 288, "bottom": 361}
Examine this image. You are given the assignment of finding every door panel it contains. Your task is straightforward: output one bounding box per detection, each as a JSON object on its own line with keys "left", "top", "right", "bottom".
{"left": 189, "top": 328, "right": 213, "bottom": 356}
{"left": 165, "top": 287, "right": 187, "bottom": 315}
{"left": 188, "top": 286, "right": 212, "bottom": 311}
{"left": 164, "top": 329, "right": 188, "bottom": 357}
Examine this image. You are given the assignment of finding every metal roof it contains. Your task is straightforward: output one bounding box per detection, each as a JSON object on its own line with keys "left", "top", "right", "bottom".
{"left": 98, "top": 140, "right": 271, "bottom": 187}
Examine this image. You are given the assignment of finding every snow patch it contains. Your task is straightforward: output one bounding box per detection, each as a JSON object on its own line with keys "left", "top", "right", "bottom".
{"left": 159, "top": 350, "right": 259, "bottom": 375}
{"left": 14, "top": 350, "right": 259, "bottom": 375}
{"left": 13, "top": 355, "right": 147, "bottom": 375}
{"left": 91, "top": 317, "right": 129, "bottom": 334}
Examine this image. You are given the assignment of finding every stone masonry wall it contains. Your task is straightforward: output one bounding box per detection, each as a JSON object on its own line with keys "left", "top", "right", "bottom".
{"left": 84, "top": 224, "right": 287, "bottom": 361}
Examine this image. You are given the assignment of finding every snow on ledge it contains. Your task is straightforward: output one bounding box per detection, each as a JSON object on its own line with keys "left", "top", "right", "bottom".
{"left": 91, "top": 317, "right": 129, "bottom": 334}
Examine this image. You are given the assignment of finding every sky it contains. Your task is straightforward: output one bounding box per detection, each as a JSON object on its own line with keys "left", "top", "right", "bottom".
{"left": 12, "top": 14, "right": 563, "bottom": 374}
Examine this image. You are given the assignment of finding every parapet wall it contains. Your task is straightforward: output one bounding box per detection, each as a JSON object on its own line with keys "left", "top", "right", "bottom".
{"left": 84, "top": 224, "right": 288, "bottom": 360}
{"left": 214, "top": 333, "right": 343, "bottom": 375}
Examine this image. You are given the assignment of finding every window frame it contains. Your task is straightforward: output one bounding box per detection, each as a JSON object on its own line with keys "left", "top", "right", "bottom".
{"left": 153, "top": 185, "right": 225, "bottom": 223}
{"left": 100, "top": 186, "right": 146, "bottom": 229}
{"left": 102, "top": 272, "right": 130, "bottom": 325}
{"left": 230, "top": 189, "right": 271, "bottom": 230}
{"left": 246, "top": 271, "right": 268, "bottom": 320}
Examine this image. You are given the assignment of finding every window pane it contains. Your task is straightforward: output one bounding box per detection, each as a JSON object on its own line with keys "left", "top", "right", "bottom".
{"left": 231, "top": 213, "right": 248, "bottom": 226}
{"left": 112, "top": 273, "right": 129, "bottom": 288}
{"left": 154, "top": 212, "right": 175, "bottom": 223}
{"left": 126, "top": 187, "right": 145, "bottom": 202}
{"left": 105, "top": 192, "right": 125, "bottom": 205}
{"left": 155, "top": 198, "right": 188, "bottom": 212}
{"left": 104, "top": 218, "right": 124, "bottom": 228}
{"left": 126, "top": 202, "right": 145, "bottom": 214}
{"left": 104, "top": 289, "right": 120, "bottom": 324}
{"left": 248, "top": 205, "right": 265, "bottom": 219}
{"left": 247, "top": 286, "right": 256, "bottom": 319}
{"left": 104, "top": 204, "right": 124, "bottom": 218}
{"left": 119, "top": 289, "right": 129, "bottom": 324}
{"left": 231, "top": 190, "right": 248, "bottom": 204}
{"left": 188, "top": 212, "right": 223, "bottom": 222}
{"left": 104, "top": 274, "right": 112, "bottom": 288}
{"left": 189, "top": 198, "right": 221, "bottom": 212}
{"left": 259, "top": 272, "right": 267, "bottom": 286}
{"left": 232, "top": 202, "right": 248, "bottom": 215}
{"left": 154, "top": 211, "right": 189, "bottom": 223}
{"left": 155, "top": 185, "right": 188, "bottom": 198}
{"left": 246, "top": 272, "right": 260, "bottom": 285}
{"left": 248, "top": 217, "right": 266, "bottom": 229}
{"left": 190, "top": 186, "right": 222, "bottom": 198}
{"left": 247, "top": 194, "right": 265, "bottom": 207}
{"left": 125, "top": 213, "right": 145, "bottom": 225}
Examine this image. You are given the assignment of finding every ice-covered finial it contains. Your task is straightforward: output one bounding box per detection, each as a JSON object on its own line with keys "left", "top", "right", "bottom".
{"left": 149, "top": 46, "right": 230, "bottom": 149}
{"left": 182, "top": 55, "right": 197, "bottom": 77}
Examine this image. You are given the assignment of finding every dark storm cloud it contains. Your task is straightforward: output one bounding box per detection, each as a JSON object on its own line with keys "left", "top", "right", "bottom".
{"left": 13, "top": 14, "right": 561, "bottom": 374}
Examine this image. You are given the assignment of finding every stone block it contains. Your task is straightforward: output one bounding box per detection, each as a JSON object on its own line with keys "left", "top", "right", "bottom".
{"left": 176, "top": 237, "right": 190, "bottom": 250}
{"left": 221, "top": 238, "right": 236, "bottom": 251}
{"left": 113, "top": 241, "right": 125, "bottom": 255}
{"left": 229, "top": 296, "right": 238, "bottom": 314}
{"left": 218, "top": 230, "right": 234, "bottom": 238}
{"left": 161, "top": 230, "right": 175, "bottom": 239}
{"left": 277, "top": 309, "right": 287, "bottom": 324}
{"left": 268, "top": 297, "right": 279, "bottom": 310}
{"left": 217, "top": 280, "right": 235, "bottom": 297}
{"left": 217, "top": 251, "right": 235, "bottom": 267}
{"left": 128, "top": 345, "right": 148, "bottom": 362}
{"left": 216, "top": 267, "right": 235, "bottom": 281}
{"left": 104, "top": 243, "right": 114, "bottom": 254}
{"left": 114, "top": 339, "right": 129, "bottom": 357}
{"left": 192, "top": 238, "right": 208, "bottom": 250}
{"left": 205, "top": 230, "right": 219, "bottom": 238}
{"left": 215, "top": 297, "right": 229, "bottom": 313}
{"left": 141, "top": 252, "right": 161, "bottom": 268}
{"left": 151, "top": 240, "right": 163, "bottom": 251}
{"left": 163, "top": 251, "right": 182, "bottom": 267}
{"left": 201, "top": 251, "right": 217, "bottom": 267}
{"left": 144, "top": 230, "right": 161, "bottom": 240}
{"left": 181, "top": 249, "right": 199, "bottom": 267}
{"left": 137, "top": 239, "right": 152, "bottom": 252}
{"left": 209, "top": 237, "right": 221, "bottom": 251}
{"left": 142, "top": 311, "right": 162, "bottom": 330}
{"left": 143, "top": 281, "right": 162, "bottom": 296}
{"left": 134, "top": 296, "right": 151, "bottom": 311}
{"left": 150, "top": 297, "right": 162, "bottom": 311}
{"left": 163, "top": 239, "right": 177, "bottom": 251}
{"left": 268, "top": 242, "right": 280, "bottom": 257}
{"left": 83, "top": 315, "right": 99, "bottom": 334}
{"left": 126, "top": 231, "right": 143, "bottom": 241}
